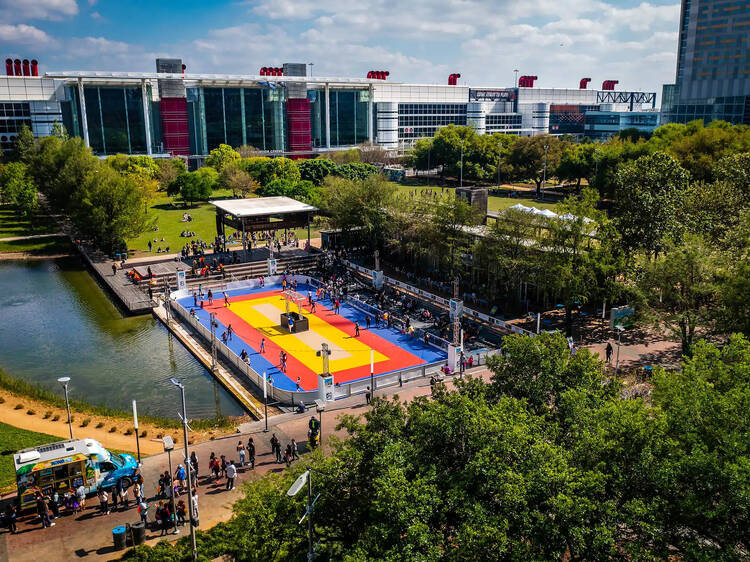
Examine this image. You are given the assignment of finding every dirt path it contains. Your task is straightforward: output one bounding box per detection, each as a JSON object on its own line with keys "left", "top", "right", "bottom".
{"left": 0, "top": 391, "right": 245, "bottom": 457}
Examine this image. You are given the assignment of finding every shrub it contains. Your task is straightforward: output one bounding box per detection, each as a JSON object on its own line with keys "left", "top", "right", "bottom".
{"left": 109, "top": 426, "right": 117, "bottom": 433}
{"left": 0, "top": 395, "right": 5, "bottom": 404}
{"left": 96, "top": 421, "right": 105, "bottom": 429}
{"left": 124, "top": 428, "right": 133, "bottom": 436}
{"left": 80, "top": 417, "right": 91, "bottom": 427}
{"left": 156, "top": 433, "right": 163, "bottom": 439}
{"left": 14, "top": 403, "right": 23, "bottom": 410}
{"left": 26, "top": 409, "right": 35, "bottom": 415}
{"left": 43, "top": 411, "right": 52, "bottom": 419}
{"left": 140, "top": 430, "right": 147, "bottom": 438}
{"left": 52, "top": 414, "right": 60, "bottom": 421}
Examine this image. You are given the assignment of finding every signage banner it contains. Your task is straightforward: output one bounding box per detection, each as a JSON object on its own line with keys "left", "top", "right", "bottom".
{"left": 176, "top": 270, "right": 187, "bottom": 291}
{"left": 268, "top": 259, "right": 277, "bottom": 276}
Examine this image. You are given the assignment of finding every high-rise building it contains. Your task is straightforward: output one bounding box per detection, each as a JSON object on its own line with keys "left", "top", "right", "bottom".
{"left": 661, "top": 0, "right": 750, "bottom": 125}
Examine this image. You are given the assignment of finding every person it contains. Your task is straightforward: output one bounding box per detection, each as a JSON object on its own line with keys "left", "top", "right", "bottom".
{"left": 366, "top": 315, "right": 371, "bottom": 329}
{"left": 365, "top": 385, "right": 371, "bottom": 405}
{"left": 207, "top": 289, "right": 213, "bottom": 305}
{"left": 176, "top": 464, "right": 187, "bottom": 491}
{"left": 225, "top": 460, "right": 237, "bottom": 490}
{"left": 296, "top": 377, "right": 301, "bottom": 392}
{"left": 310, "top": 300, "right": 316, "bottom": 313}
{"left": 605, "top": 342, "right": 613, "bottom": 362}
{"left": 133, "top": 480, "right": 142, "bottom": 505}
{"left": 224, "top": 292, "right": 230, "bottom": 307}
{"left": 138, "top": 499, "right": 149, "bottom": 525}
{"left": 237, "top": 441, "right": 246, "bottom": 467}
{"left": 270, "top": 434, "right": 281, "bottom": 463}
{"left": 49, "top": 492, "right": 60, "bottom": 519}
{"left": 355, "top": 321, "right": 360, "bottom": 337}
{"left": 36, "top": 494, "right": 54, "bottom": 528}
{"left": 211, "top": 454, "right": 220, "bottom": 481}
{"left": 291, "top": 438, "right": 299, "bottom": 461}
{"left": 190, "top": 488, "right": 199, "bottom": 528}
{"left": 111, "top": 263, "right": 117, "bottom": 276}
{"left": 193, "top": 291, "right": 198, "bottom": 307}
{"left": 190, "top": 451, "right": 199, "bottom": 479}
{"left": 227, "top": 323, "right": 233, "bottom": 340}
{"left": 156, "top": 501, "right": 170, "bottom": 536}
{"left": 247, "top": 437, "right": 256, "bottom": 469}
{"left": 176, "top": 500, "right": 187, "bottom": 525}
{"left": 296, "top": 399, "right": 306, "bottom": 413}
{"left": 98, "top": 487, "right": 109, "bottom": 516}
{"left": 4, "top": 505, "right": 17, "bottom": 534}
{"left": 260, "top": 338, "right": 265, "bottom": 354}
{"left": 284, "top": 443, "right": 292, "bottom": 467}
{"left": 76, "top": 483, "right": 86, "bottom": 510}
{"left": 118, "top": 478, "right": 129, "bottom": 508}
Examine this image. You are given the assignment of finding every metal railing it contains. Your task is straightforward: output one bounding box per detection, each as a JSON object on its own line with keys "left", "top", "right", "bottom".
{"left": 168, "top": 274, "right": 449, "bottom": 406}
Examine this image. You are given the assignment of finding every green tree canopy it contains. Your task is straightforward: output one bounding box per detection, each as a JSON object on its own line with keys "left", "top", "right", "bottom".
{"left": 205, "top": 143, "right": 241, "bottom": 172}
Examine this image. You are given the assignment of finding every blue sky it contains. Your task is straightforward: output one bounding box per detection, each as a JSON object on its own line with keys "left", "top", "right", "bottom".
{"left": 0, "top": 0, "right": 680, "bottom": 95}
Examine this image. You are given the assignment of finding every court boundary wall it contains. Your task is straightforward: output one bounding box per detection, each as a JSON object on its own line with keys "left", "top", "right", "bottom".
{"left": 169, "top": 275, "right": 451, "bottom": 406}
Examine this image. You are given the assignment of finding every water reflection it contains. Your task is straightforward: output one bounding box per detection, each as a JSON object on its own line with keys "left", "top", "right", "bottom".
{"left": 0, "top": 257, "right": 244, "bottom": 419}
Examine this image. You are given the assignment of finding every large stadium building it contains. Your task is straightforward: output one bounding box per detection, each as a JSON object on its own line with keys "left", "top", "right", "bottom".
{"left": 0, "top": 57, "right": 658, "bottom": 158}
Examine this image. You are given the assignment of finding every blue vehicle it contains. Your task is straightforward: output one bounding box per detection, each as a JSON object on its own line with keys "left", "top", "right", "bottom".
{"left": 14, "top": 438, "right": 138, "bottom": 511}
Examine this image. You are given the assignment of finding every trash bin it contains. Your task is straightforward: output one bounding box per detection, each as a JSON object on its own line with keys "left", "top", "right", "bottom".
{"left": 112, "top": 525, "right": 127, "bottom": 551}
{"left": 130, "top": 521, "right": 146, "bottom": 545}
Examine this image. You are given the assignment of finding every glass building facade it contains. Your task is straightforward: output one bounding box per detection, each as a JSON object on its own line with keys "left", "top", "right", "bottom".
{"left": 309, "top": 89, "right": 370, "bottom": 147}
{"left": 397, "top": 103, "right": 467, "bottom": 140}
{"left": 68, "top": 85, "right": 153, "bottom": 155}
{"left": 661, "top": 0, "right": 750, "bottom": 125}
{"left": 0, "top": 102, "right": 32, "bottom": 152}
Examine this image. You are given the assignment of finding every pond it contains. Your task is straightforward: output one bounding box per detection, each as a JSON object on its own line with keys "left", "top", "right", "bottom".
{"left": 0, "top": 257, "right": 245, "bottom": 419}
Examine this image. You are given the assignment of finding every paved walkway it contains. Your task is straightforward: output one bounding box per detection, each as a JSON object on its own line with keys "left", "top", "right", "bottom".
{"left": 1, "top": 368, "right": 490, "bottom": 562}
{"left": 0, "top": 233, "right": 65, "bottom": 242}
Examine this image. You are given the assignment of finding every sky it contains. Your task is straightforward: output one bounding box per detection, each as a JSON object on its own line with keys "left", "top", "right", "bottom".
{"left": 0, "top": 0, "right": 680, "bottom": 95}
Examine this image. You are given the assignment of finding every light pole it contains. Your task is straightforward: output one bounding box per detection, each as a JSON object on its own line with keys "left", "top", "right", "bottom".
{"left": 57, "top": 377, "right": 73, "bottom": 439}
{"left": 170, "top": 378, "right": 198, "bottom": 560}
{"left": 369, "top": 349, "right": 374, "bottom": 400}
{"left": 132, "top": 400, "right": 141, "bottom": 464}
{"left": 541, "top": 144, "right": 549, "bottom": 199}
{"left": 514, "top": 69, "right": 519, "bottom": 88}
{"left": 287, "top": 470, "right": 318, "bottom": 562}
{"left": 615, "top": 324, "right": 624, "bottom": 373}
{"left": 307, "top": 62, "right": 314, "bottom": 77}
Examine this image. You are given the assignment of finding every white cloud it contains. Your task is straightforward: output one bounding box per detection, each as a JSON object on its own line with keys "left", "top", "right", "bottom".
{"left": 0, "top": 23, "right": 56, "bottom": 46}
{"left": 0, "top": 0, "right": 78, "bottom": 22}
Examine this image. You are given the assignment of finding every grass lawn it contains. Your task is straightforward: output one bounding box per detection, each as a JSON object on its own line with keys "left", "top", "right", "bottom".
{"left": 0, "top": 421, "right": 59, "bottom": 491}
{"left": 395, "top": 185, "right": 560, "bottom": 213}
{"left": 128, "top": 190, "right": 324, "bottom": 256}
{"left": 0, "top": 205, "right": 59, "bottom": 238}
{"left": 0, "top": 235, "right": 74, "bottom": 255}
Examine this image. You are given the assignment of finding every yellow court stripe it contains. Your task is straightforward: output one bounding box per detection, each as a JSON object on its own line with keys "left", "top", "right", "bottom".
{"left": 230, "top": 296, "right": 388, "bottom": 372}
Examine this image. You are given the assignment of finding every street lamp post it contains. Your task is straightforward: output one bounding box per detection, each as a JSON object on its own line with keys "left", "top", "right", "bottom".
{"left": 369, "top": 349, "right": 374, "bottom": 401}
{"left": 514, "top": 69, "right": 519, "bottom": 88}
{"left": 170, "top": 379, "right": 198, "bottom": 560}
{"left": 615, "top": 325, "right": 624, "bottom": 373}
{"left": 307, "top": 62, "right": 314, "bottom": 77}
{"left": 132, "top": 400, "right": 141, "bottom": 464}
{"left": 57, "top": 377, "right": 73, "bottom": 439}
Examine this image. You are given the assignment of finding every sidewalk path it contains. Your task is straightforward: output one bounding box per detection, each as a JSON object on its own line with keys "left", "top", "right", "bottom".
{"left": 0, "top": 233, "right": 65, "bottom": 242}
{"left": 1, "top": 367, "right": 491, "bottom": 562}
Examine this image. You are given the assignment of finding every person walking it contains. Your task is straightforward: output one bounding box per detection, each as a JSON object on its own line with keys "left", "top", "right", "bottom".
{"left": 366, "top": 315, "right": 371, "bottom": 330}
{"left": 605, "top": 342, "right": 613, "bottom": 362}
{"left": 224, "top": 292, "right": 230, "bottom": 307}
{"left": 190, "top": 451, "right": 199, "bottom": 479}
{"left": 111, "top": 263, "right": 117, "bottom": 276}
{"left": 76, "top": 483, "right": 86, "bottom": 510}
{"left": 138, "top": 499, "right": 149, "bottom": 526}
{"left": 227, "top": 323, "right": 233, "bottom": 340}
{"left": 36, "top": 494, "right": 54, "bottom": 528}
{"left": 260, "top": 338, "right": 266, "bottom": 354}
{"left": 225, "top": 460, "right": 237, "bottom": 491}
{"left": 291, "top": 438, "right": 299, "bottom": 461}
{"left": 271, "top": 434, "right": 281, "bottom": 463}
{"left": 133, "top": 480, "right": 142, "bottom": 505}
{"left": 4, "top": 505, "right": 17, "bottom": 534}
{"left": 237, "top": 441, "right": 246, "bottom": 467}
{"left": 310, "top": 300, "right": 316, "bottom": 313}
{"left": 365, "top": 386, "right": 371, "bottom": 405}
{"left": 207, "top": 289, "right": 213, "bottom": 305}
{"left": 247, "top": 438, "right": 256, "bottom": 469}
{"left": 98, "top": 488, "right": 109, "bottom": 516}
{"left": 190, "top": 489, "right": 199, "bottom": 528}
{"left": 355, "top": 321, "right": 360, "bottom": 337}
{"left": 176, "top": 500, "right": 187, "bottom": 526}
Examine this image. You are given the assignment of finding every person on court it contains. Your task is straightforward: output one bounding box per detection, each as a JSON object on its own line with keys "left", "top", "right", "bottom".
{"left": 224, "top": 292, "right": 230, "bottom": 307}
{"left": 260, "top": 338, "right": 265, "bottom": 353}
{"left": 355, "top": 321, "right": 360, "bottom": 337}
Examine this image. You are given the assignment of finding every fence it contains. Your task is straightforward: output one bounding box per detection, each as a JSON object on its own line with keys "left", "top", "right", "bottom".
{"left": 168, "top": 274, "right": 452, "bottom": 406}
{"left": 341, "top": 259, "right": 535, "bottom": 338}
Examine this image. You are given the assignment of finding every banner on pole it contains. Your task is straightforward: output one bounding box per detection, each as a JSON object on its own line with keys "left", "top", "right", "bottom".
{"left": 176, "top": 270, "right": 187, "bottom": 291}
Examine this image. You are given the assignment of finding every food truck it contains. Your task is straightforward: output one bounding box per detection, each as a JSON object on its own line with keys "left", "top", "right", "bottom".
{"left": 14, "top": 438, "right": 137, "bottom": 511}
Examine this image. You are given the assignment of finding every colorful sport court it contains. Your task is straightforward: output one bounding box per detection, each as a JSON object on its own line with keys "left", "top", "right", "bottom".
{"left": 176, "top": 282, "right": 446, "bottom": 392}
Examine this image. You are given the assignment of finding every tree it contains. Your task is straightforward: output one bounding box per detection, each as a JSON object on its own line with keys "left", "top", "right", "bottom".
{"left": 0, "top": 162, "right": 38, "bottom": 215}
{"left": 328, "top": 148, "right": 360, "bottom": 164}
{"left": 556, "top": 143, "right": 595, "bottom": 188}
{"left": 667, "top": 121, "right": 750, "bottom": 182}
{"left": 237, "top": 144, "right": 260, "bottom": 158}
{"left": 428, "top": 193, "right": 477, "bottom": 277}
{"left": 205, "top": 143, "right": 240, "bottom": 172}
{"left": 154, "top": 158, "right": 186, "bottom": 192}
{"left": 69, "top": 163, "right": 152, "bottom": 252}
{"left": 638, "top": 235, "right": 718, "bottom": 356}
{"left": 298, "top": 158, "right": 337, "bottom": 186}
{"left": 335, "top": 162, "right": 377, "bottom": 181}
{"left": 220, "top": 163, "right": 259, "bottom": 198}
{"left": 614, "top": 151, "right": 690, "bottom": 257}
{"left": 506, "top": 134, "right": 565, "bottom": 196}
{"left": 172, "top": 168, "right": 217, "bottom": 206}
{"left": 12, "top": 124, "right": 36, "bottom": 164}
{"left": 322, "top": 174, "right": 397, "bottom": 252}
